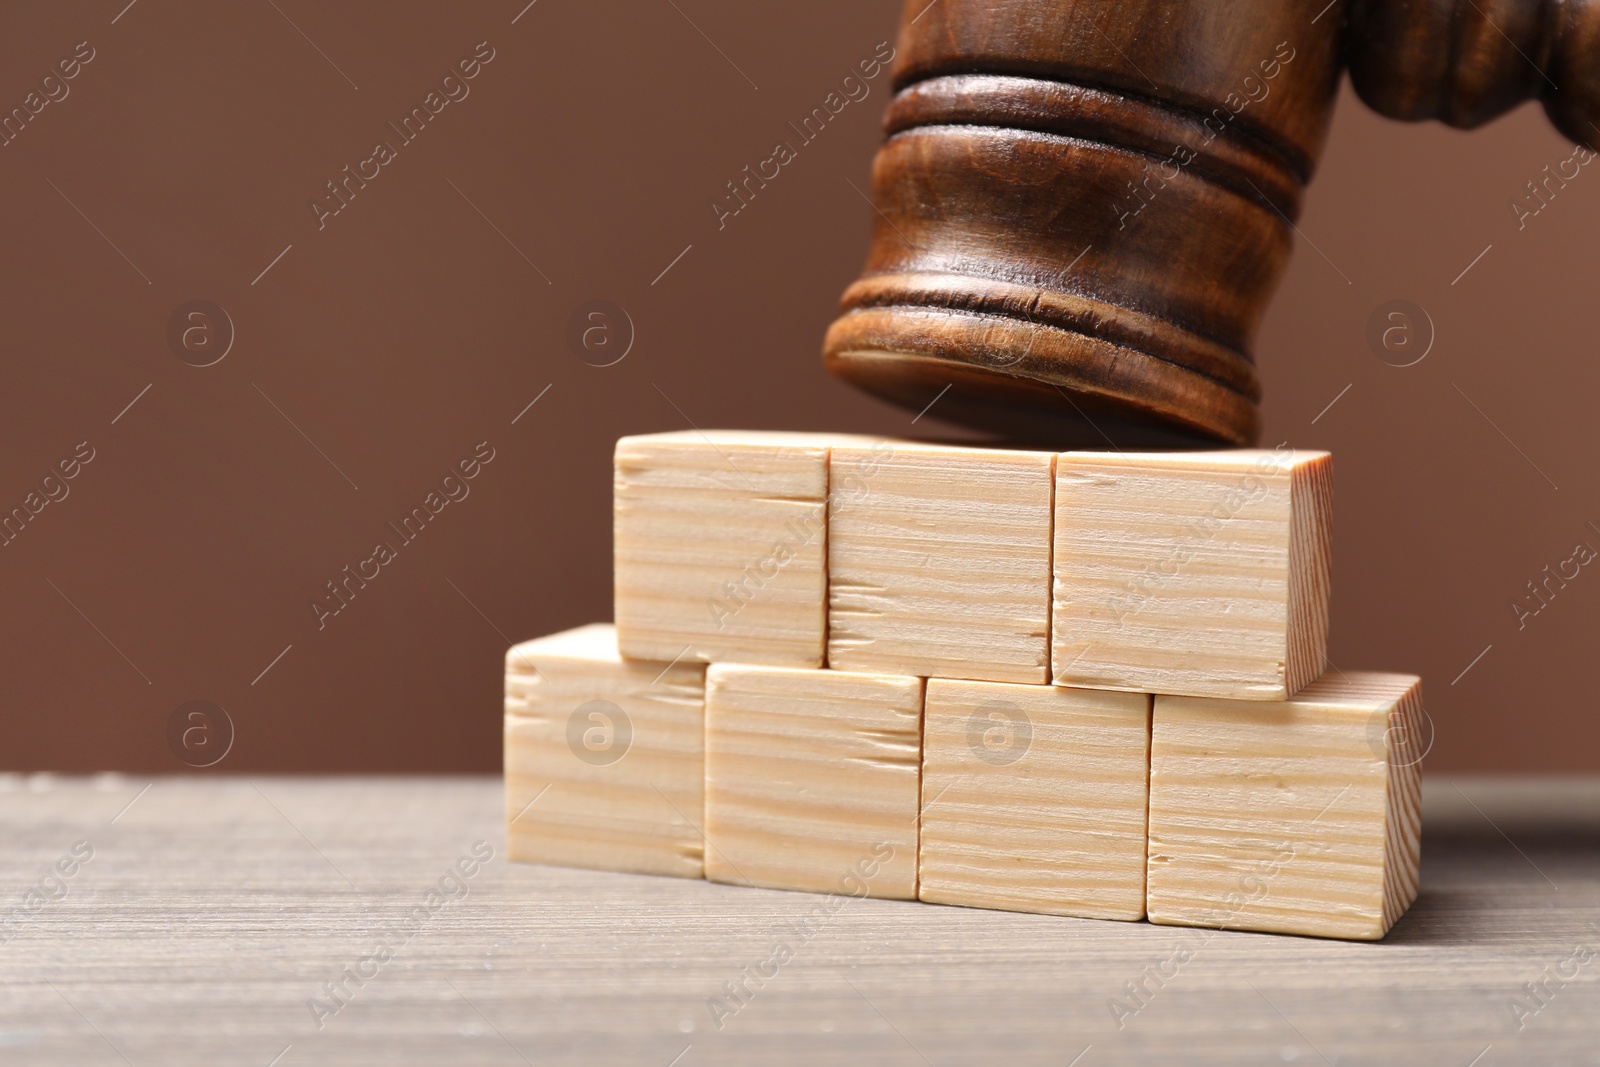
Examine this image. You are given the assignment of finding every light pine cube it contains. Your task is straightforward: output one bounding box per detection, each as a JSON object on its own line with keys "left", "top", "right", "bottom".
{"left": 615, "top": 430, "right": 875, "bottom": 669}
{"left": 828, "top": 442, "right": 1056, "bottom": 684}
{"left": 704, "top": 664, "right": 922, "bottom": 899}
{"left": 1052, "top": 448, "right": 1332, "bottom": 700}
{"left": 504, "top": 623, "right": 705, "bottom": 878}
{"left": 919, "top": 679, "right": 1151, "bottom": 920}
{"left": 1146, "top": 671, "right": 1424, "bottom": 940}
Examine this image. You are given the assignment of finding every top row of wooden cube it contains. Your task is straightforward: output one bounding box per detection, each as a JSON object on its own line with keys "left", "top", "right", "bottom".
{"left": 614, "top": 431, "right": 1331, "bottom": 701}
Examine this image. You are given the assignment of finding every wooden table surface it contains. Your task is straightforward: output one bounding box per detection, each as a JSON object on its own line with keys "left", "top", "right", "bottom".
{"left": 2, "top": 775, "right": 1596, "bottom": 1066}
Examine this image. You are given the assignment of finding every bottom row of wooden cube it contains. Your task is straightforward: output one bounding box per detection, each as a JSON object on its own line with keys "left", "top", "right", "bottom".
{"left": 505, "top": 624, "right": 1423, "bottom": 941}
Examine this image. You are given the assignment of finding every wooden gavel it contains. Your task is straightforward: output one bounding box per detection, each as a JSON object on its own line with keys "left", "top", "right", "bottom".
{"left": 825, "top": 0, "right": 1599, "bottom": 445}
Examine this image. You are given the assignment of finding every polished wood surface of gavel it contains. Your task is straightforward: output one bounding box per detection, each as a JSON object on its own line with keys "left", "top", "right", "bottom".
{"left": 825, "top": 0, "right": 1600, "bottom": 445}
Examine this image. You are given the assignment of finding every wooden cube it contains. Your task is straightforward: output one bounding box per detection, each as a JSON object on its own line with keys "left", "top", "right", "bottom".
{"left": 1146, "top": 671, "right": 1424, "bottom": 940}
{"left": 504, "top": 623, "right": 705, "bottom": 878}
{"left": 828, "top": 442, "right": 1056, "bottom": 684}
{"left": 703, "top": 664, "right": 922, "bottom": 898}
{"left": 919, "top": 679, "right": 1151, "bottom": 920}
{"left": 1052, "top": 448, "right": 1332, "bottom": 700}
{"left": 615, "top": 430, "right": 876, "bottom": 669}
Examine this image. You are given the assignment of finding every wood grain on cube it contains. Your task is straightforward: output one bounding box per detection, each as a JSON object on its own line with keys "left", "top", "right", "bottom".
{"left": 504, "top": 623, "right": 705, "bottom": 878}
{"left": 704, "top": 665, "right": 922, "bottom": 899}
{"left": 920, "top": 679, "right": 1151, "bottom": 920}
{"left": 828, "top": 442, "right": 1055, "bottom": 684}
{"left": 1146, "top": 671, "right": 1424, "bottom": 940}
{"left": 616, "top": 431, "right": 870, "bottom": 669}
{"left": 1053, "top": 448, "right": 1331, "bottom": 700}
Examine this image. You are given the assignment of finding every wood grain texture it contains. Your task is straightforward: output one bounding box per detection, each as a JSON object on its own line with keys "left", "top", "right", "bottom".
{"left": 614, "top": 431, "right": 874, "bottom": 669}
{"left": 919, "top": 679, "right": 1151, "bottom": 920}
{"left": 1147, "top": 672, "right": 1424, "bottom": 941}
{"left": 3, "top": 775, "right": 1598, "bottom": 1065}
{"left": 703, "top": 664, "right": 922, "bottom": 899}
{"left": 504, "top": 624, "right": 705, "bottom": 878}
{"left": 828, "top": 441, "right": 1056, "bottom": 684}
{"left": 1347, "top": 0, "right": 1600, "bottom": 147}
{"left": 1052, "top": 448, "right": 1331, "bottom": 700}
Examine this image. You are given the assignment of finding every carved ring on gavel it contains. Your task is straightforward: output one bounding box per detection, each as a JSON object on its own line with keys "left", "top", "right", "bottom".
{"left": 824, "top": 0, "right": 1600, "bottom": 445}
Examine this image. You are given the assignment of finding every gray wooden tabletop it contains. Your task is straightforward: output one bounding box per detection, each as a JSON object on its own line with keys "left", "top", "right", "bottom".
{"left": 2, "top": 774, "right": 1596, "bottom": 1066}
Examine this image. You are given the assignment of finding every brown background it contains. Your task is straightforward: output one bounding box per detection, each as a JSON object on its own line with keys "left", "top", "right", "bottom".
{"left": 1, "top": 0, "right": 1595, "bottom": 773}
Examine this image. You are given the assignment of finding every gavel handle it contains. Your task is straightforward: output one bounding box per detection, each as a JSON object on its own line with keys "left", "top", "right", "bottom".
{"left": 1346, "top": 0, "right": 1600, "bottom": 147}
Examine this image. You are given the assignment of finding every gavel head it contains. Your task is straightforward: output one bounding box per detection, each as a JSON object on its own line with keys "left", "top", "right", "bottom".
{"left": 824, "top": 0, "right": 1597, "bottom": 446}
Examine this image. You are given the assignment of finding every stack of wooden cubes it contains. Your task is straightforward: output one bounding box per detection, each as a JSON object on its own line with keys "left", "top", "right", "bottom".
{"left": 504, "top": 432, "right": 1425, "bottom": 940}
